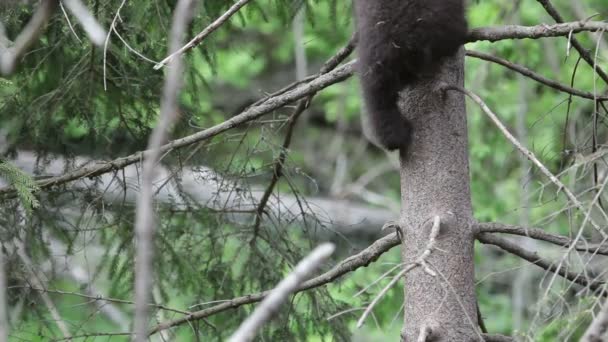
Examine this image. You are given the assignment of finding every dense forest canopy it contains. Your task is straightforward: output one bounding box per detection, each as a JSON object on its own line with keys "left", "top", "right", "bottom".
{"left": 0, "top": 0, "right": 608, "bottom": 341}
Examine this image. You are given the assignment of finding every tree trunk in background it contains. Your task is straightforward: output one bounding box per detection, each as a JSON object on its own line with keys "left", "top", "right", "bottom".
{"left": 399, "top": 50, "right": 479, "bottom": 341}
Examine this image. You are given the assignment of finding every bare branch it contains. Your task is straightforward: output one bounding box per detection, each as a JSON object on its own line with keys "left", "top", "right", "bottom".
{"left": 581, "top": 299, "right": 608, "bottom": 342}
{"left": 133, "top": 0, "right": 196, "bottom": 340}
{"left": 477, "top": 233, "right": 605, "bottom": 293}
{"left": 446, "top": 85, "right": 607, "bottom": 239}
{"left": 319, "top": 31, "right": 358, "bottom": 74}
{"left": 251, "top": 98, "right": 309, "bottom": 241}
{"left": 0, "top": 0, "right": 58, "bottom": 75}
{"left": 466, "top": 50, "right": 608, "bottom": 100}
{"left": 417, "top": 216, "right": 441, "bottom": 277}
{"left": 154, "top": 0, "right": 254, "bottom": 70}
{"left": 357, "top": 217, "right": 441, "bottom": 328}
{"left": 102, "top": 0, "right": 128, "bottom": 91}
{"left": 60, "top": 0, "right": 106, "bottom": 45}
{"left": 249, "top": 31, "right": 357, "bottom": 107}
{"left": 228, "top": 243, "right": 335, "bottom": 342}
{"left": 468, "top": 21, "right": 608, "bottom": 43}
{"left": 356, "top": 263, "right": 417, "bottom": 329}
{"left": 534, "top": 0, "right": 608, "bottom": 84}
{"left": 476, "top": 222, "right": 608, "bottom": 255}
{"left": 148, "top": 233, "right": 400, "bottom": 336}
{"left": 58, "top": 2, "right": 82, "bottom": 42}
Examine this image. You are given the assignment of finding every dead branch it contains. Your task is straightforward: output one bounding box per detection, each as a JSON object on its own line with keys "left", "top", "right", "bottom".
{"left": 476, "top": 222, "right": 608, "bottom": 255}
{"left": 250, "top": 33, "right": 358, "bottom": 243}
{"left": 228, "top": 243, "right": 335, "bottom": 342}
{"left": 60, "top": 0, "right": 106, "bottom": 45}
{"left": 132, "top": 0, "right": 195, "bottom": 340}
{"left": 466, "top": 50, "right": 608, "bottom": 100}
{"left": 469, "top": 21, "right": 608, "bottom": 43}
{"left": 534, "top": 0, "right": 608, "bottom": 84}
{"left": 154, "top": 0, "right": 254, "bottom": 70}
{"left": 356, "top": 217, "right": 441, "bottom": 328}
{"left": 477, "top": 233, "right": 605, "bottom": 293}
{"left": 581, "top": 298, "right": 608, "bottom": 342}
{"left": 447, "top": 85, "right": 607, "bottom": 239}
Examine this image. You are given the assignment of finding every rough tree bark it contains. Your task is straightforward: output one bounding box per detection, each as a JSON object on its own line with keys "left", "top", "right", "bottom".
{"left": 399, "top": 50, "right": 479, "bottom": 341}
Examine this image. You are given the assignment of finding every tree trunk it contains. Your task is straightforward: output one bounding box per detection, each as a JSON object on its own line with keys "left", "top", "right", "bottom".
{"left": 399, "top": 50, "right": 479, "bottom": 341}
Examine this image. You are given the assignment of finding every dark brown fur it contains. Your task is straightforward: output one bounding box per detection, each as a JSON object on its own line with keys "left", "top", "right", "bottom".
{"left": 354, "top": 0, "right": 468, "bottom": 151}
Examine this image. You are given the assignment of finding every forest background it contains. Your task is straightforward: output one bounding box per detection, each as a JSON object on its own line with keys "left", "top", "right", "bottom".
{"left": 1, "top": 0, "right": 608, "bottom": 341}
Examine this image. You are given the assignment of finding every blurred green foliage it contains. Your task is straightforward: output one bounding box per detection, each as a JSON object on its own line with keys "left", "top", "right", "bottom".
{"left": 2, "top": 0, "right": 607, "bottom": 341}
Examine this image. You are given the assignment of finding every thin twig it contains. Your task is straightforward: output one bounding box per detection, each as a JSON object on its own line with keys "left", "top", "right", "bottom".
{"left": 460, "top": 90, "right": 608, "bottom": 304}
{"left": 319, "top": 31, "right": 358, "bottom": 74}
{"left": 353, "top": 262, "right": 405, "bottom": 298}
{"left": 476, "top": 222, "right": 608, "bottom": 255}
{"left": 250, "top": 31, "right": 357, "bottom": 108}
{"left": 580, "top": 298, "right": 608, "bottom": 342}
{"left": 534, "top": 0, "right": 608, "bottom": 84}
{"left": 132, "top": 0, "right": 195, "bottom": 340}
{"left": 468, "top": 21, "right": 608, "bottom": 43}
{"left": 356, "top": 216, "right": 441, "bottom": 328}
{"left": 427, "top": 261, "right": 485, "bottom": 341}
{"left": 466, "top": 50, "right": 608, "bottom": 100}
{"left": 59, "top": 2, "right": 82, "bottom": 43}
{"left": 154, "top": 0, "right": 254, "bottom": 70}
{"left": 60, "top": 0, "right": 106, "bottom": 45}
{"left": 417, "top": 216, "right": 441, "bottom": 276}
{"left": 250, "top": 99, "right": 309, "bottom": 242}
{"left": 250, "top": 35, "right": 357, "bottom": 243}
{"left": 228, "top": 243, "right": 335, "bottom": 342}
{"left": 111, "top": 26, "right": 158, "bottom": 65}
{"left": 477, "top": 233, "right": 605, "bottom": 293}
{"left": 356, "top": 263, "right": 418, "bottom": 329}
{"left": 52, "top": 332, "right": 132, "bottom": 341}
{"left": 10, "top": 285, "right": 191, "bottom": 315}
{"left": 447, "top": 85, "right": 607, "bottom": 239}
{"left": 102, "top": 0, "right": 128, "bottom": 91}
